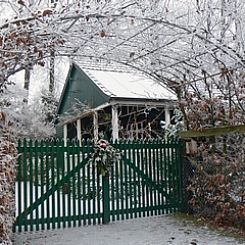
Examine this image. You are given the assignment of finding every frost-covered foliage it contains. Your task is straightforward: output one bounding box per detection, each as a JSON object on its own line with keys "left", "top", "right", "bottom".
{"left": 91, "top": 139, "right": 120, "bottom": 176}
{"left": 161, "top": 109, "right": 184, "bottom": 138}
{"left": 0, "top": 86, "right": 55, "bottom": 139}
{"left": 57, "top": 99, "right": 90, "bottom": 126}
{"left": 186, "top": 134, "right": 245, "bottom": 231}
{"left": 1, "top": 0, "right": 245, "bottom": 91}
{"left": 0, "top": 0, "right": 245, "bottom": 238}
{"left": 0, "top": 112, "right": 17, "bottom": 244}
{"left": 181, "top": 68, "right": 245, "bottom": 230}
{"left": 0, "top": 85, "right": 56, "bottom": 243}
{"left": 179, "top": 67, "right": 245, "bottom": 131}
{"left": 40, "top": 89, "right": 59, "bottom": 124}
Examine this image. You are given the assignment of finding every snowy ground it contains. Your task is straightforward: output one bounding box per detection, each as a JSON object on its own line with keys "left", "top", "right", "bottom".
{"left": 12, "top": 215, "right": 245, "bottom": 245}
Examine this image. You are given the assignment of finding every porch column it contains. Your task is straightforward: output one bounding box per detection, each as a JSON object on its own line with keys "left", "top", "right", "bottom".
{"left": 63, "top": 123, "right": 68, "bottom": 147}
{"left": 93, "top": 111, "right": 99, "bottom": 142}
{"left": 77, "top": 118, "right": 82, "bottom": 146}
{"left": 111, "top": 105, "right": 119, "bottom": 142}
{"left": 165, "top": 107, "right": 171, "bottom": 127}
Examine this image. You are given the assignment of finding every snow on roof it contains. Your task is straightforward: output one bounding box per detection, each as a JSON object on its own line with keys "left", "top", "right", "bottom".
{"left": 83, "top": 69, "right": 176, "bottom": 100}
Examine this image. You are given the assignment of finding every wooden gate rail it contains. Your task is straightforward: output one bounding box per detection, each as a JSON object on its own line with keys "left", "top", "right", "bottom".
{"left": 15, "top": 156, "right": 91, "bottom": 225}
{"left": 15, "top": 139, "right": 183, "bottom": 232}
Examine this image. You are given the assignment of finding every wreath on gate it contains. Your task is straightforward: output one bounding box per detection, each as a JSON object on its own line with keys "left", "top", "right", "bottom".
{"left": 91, "top": 139, "right": 120, "bottom": 176}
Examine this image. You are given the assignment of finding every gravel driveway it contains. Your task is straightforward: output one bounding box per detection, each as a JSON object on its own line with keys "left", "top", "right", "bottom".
{"left": 12, "top": 215, "right": 245, "bottom": 245}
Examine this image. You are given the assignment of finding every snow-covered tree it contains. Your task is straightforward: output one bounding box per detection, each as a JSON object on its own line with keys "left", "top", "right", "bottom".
{"left": 1, "top": 0, "right": 245, "bottom": 94}
{"left": 1, "top": 0, "right": 245, "bottom": 241}
{"left": 0, "top": 86, "right": 56, "bottom": 139}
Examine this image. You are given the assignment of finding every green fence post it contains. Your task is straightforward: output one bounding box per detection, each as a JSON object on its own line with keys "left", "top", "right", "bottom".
{"left": 57, "top": 145, "right": 64, "bottom": 169}
{"left": 180, "top": 139, "right": 190, "bottom": 213}
{"left": 102, "top": 173, "right": 110, "bottom": 224}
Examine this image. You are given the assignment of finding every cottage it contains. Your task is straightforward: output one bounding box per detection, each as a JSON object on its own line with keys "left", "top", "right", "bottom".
{"left": 56, "top": 62, "right": 177, "bottom": 143}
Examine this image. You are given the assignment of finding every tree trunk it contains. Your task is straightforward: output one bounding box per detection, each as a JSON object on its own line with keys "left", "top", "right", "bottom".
{"left": 23, "top": 67, "right": 30, "bottom": 103}
{"left": 49, "top": 50, "right": 55, "bottom": 93}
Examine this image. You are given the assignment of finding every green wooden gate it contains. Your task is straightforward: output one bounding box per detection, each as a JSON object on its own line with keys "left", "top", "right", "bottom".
{"left": 14, "top": 139, "right": 183, "bottom": 232}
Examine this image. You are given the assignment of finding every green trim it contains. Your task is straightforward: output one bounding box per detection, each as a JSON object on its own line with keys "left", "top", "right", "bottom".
{"left": 121, "top": 155, "right": 169, "bottom": 197}
{"left": 15, "top": 139, "right": 183, "bottom": 232}
{"left": 102, "top": 174, "right": 110, "bottom": 224}
{"left": 57, "top": 62, "right": 110, "bottom": 116}
{"left": 179, "top": 124, "right": 245, "bottom": 138}
{"left": 110, "top": 205, "right": 182, "bottom": 215}
{"left": 16, "top": 213, "right": 103, "bottom": 227}
{"left": 16, "top": 156, "right": 91, "bottom": 224}
{"left": 56, "top": 63, "right": 73, "bottom": 114}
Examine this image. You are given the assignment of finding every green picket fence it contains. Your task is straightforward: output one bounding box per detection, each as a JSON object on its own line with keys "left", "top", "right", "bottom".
{"left": 14, "top": 139, "right": 183, "bottom": 232}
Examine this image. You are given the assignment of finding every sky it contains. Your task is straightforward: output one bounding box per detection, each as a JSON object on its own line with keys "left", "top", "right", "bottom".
{"left": 9, "top": 57, "right": 70, "bottom": 103}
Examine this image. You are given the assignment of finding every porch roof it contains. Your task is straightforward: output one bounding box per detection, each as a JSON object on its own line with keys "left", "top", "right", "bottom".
{"left": 83, "top": 69, "right": 177, "bottom": 101}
